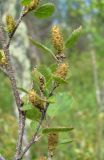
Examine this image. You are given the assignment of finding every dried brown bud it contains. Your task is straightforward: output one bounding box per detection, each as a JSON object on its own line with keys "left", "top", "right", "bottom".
{"left": 6, "top": 15, "right": 16, "bottom": 34}
{"left": 51, "top": 25, "right": 64, "bottom": 54}
{"left": 48, "top": 133, "right": 58, "bottom": 156}
{"left": 39, "top": 76, "right": 45, "bottom": 94}
{"left": 55, "top": 62, "right": 68, "bottom": 79}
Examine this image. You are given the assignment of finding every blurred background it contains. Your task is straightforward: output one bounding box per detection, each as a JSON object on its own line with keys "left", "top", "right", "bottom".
{"left": 0, "top": 0, "right": 104, "bottom": 160}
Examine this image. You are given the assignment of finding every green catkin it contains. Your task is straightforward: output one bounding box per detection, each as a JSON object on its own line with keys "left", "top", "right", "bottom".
{"left": 6, "top": 15, "right": 16, "bottom": 34}
{"left": 0, "top": 50, "right": 7, "bottom": 66}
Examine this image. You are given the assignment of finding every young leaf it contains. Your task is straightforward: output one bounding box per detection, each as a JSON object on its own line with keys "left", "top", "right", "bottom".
{"left": 21, "top": 104, "right": 33, "bottom": 111}
{"left": 65, "top": 26, "right": 82, "bottom": 49}
{"left": 53, "top": 75, "right": 68, "bottom": 84}
{"left": 31, "top": 68, "right": 43, "bottom": 88}
{"left": 26, "top": 107, "right": 41, "bottom": 121}
{"left": 21, "top": 0, "right": 32, "bottom": 6}
{"left": 42, "top": 127, "right": 74, "bottom": 134}
{"left": 30, "top": 121, "right": 38, "bottom": 130}
{"left": 18, "top": 87, "right": 28, "bottom": 94}
{"left": 30, "top": 38, "right": 56, "bottom": 59}
{"left": 47, "top": 97, "right": 56, "bottom": 103}
{"left": 34, "top": 3, "right": 55, "bottom": 18}
{"left": 0, "top": 52, "right": 3, "bottom": 60}
{"left": 59, "top": 139, "right": 72, "bottom": 145}
{"left": 38, "top": 65, "right": 52, "bottom": 82}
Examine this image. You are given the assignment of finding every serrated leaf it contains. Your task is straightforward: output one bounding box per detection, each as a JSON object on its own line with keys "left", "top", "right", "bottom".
{"left": 34, "top": 3, "right": 55, "bottom": 18}
{"left": 21, "top": 0, "right": 32, "bottom": 6}
{"left": 59, "top": 139, "right": 72, "bottom": 145}
{"left": 18, "top": 87, "right": 28, "bottom": 94}
{"left": 21, "top": 104, "right": 33, "bottom": 111}
{"left": 65, "top": 26, "right": 82, "bottom": 49}
{"left": 30, "top": 38, "right": 56, "bottom": 59}
{"left": 42, "top": 127, "right": 73, "bottom": 134}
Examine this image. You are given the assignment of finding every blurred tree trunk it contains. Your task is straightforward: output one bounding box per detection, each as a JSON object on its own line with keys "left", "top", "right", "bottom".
{"left": 91, "top": 50, "right": 103, "bottom": 160}
{"left": 0, "top": 1, "right": 31, "bottom": 159}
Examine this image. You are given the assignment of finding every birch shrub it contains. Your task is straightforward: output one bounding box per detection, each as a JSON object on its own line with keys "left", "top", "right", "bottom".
{"left": 0, "top": 0, "right": 82, "bottom": 159}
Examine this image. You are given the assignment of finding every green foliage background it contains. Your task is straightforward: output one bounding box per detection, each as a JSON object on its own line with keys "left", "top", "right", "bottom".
{"left": 0, "top": 0, "right": 104, "bottom": 160}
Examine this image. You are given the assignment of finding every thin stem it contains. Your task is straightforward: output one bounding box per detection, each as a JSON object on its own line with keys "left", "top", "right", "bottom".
{"left": 0, "top": 17, "right": 25, "bottom": 160}
{"left": 7, "top": 7, "right": 26, "bottom": 48}
{"left": 0, "top": 65, "right": 9, "bottom": 76}
{"left": 19, "top": 84, "right": 58, "bottom": 160}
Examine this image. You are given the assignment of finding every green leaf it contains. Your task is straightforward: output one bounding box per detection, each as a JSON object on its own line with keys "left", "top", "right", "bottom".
{"left": 47, "top": 97, "right": 56, "bottom": 103}
{"left": 21, "top": 0, "right": 32, "bottom": 6}
{"left": 34, "top": 3, "right": 55, "bottom": 18}
{"left": 53, "top": 75, "right": 68, "bottom": 84}
{"left": 50, "top": 64, "right": 57, "bottom": 72}
{"left": 0, "top": 51, "right": 3, "bottom": 60}
{"left": 31, "top": 68, "right": 43, "bottom": 92}
{"left": 30, "top": 38, "right": 56, "bottom": 59}
{"left": 38, "top": 66, "right": 53, "bottom": 95}
{"left": 18, "top": 87, "right": 28, "bottom": 94}
{"left": 38, "top": 65, "right": 52, "bottom": 82}
{"left": 26, "top": 107, "right": 41, "bottom": 121}
{"left": 65, "top": 26, "right": 82, "bottom": 49}
{"left": 30, "top": 121, "right": 38, "bottom": 130}
{"left": 59, "top": 139, "right": 72, "bottom": 145}
{"left": 42, "top": 127, "right": 73, "bottom": 134}
{"left": 21, "top": 104, "right": 33, "bottom": 111}
{"left": 30, "top": 121, "right": 42, "bottom": 135}
{"left": 45, "top": 77, "right": 53, "bottom": 90}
